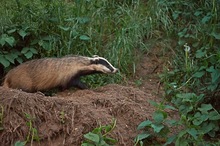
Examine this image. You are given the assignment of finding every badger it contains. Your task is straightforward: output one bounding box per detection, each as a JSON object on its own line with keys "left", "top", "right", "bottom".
{"left": 2, "top": 55, "right": 118, "bottom": 93}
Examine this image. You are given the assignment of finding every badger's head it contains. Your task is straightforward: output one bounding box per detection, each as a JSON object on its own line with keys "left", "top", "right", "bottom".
{"left": 90, "top": 55, "right": 118, "bottom": 74}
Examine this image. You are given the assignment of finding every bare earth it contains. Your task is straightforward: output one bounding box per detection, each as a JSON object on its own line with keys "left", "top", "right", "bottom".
{"left": 0, "top": 48, "right": 179, "bottom": 146}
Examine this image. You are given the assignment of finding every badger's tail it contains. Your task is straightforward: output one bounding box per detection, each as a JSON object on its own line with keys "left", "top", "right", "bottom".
{"left": 2, "top": 77, "right": 10, "bottom": 88}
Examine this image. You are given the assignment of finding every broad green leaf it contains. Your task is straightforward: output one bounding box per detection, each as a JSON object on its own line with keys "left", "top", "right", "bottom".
{"left": 211, "top": 69, "right": 220, "bottom": 83}
{"left": 38, "top": 40, "right": 51, "bottom": 50}
{"left": 208, "top": 84, "right": 218, "bottom": 91}
{"left": 193, "top": 118, "right": 203, "bottom": 126}
{"left": 177, "top": 129, "right": 187, "bottom": 138}
{"left": 164, "top": 135, "right": 176, "bottom": 146}
{"left": 42, "top": 36, "right": 53, "bottom": 41}
{"left": 99, "top": 139, "right": 108, "bottom": 145}
{"left": 178, "top": 28, "right": 187, "bottom": 37}
{"left": 5, "top": 54, "right": 16, "bottom": 64}
{"left": 103, "top": 137, "right": 117, "bottom": 144}
{"left": 200, "top": 114, "right": 209, "bottom": 121}
{"left": 192, "top": 71, "right": 205, "bottom": 78}
{"left": 208, "top": 130, "right": 216, "bottom": 137}
{"left": 137, "top": 120, "right": 152, "bottom": 130}
{"left": 79, "top": 35, "right": 90, "bottom": 41}
{"left": 136, "top": 132, "right": 150, "bottom": 141}
{"left": 164, "top": 105, "right": 176, "bottom": 110}
{"left": 81, "top": 143, "right": 94, "bottom": 146}
{"left": 0, "top": 55, "right": 10, "bottom": 67}
{"left": 165, "top": 119, "right": 177, "bottom": 126}
{"left": 198, "top": 104, "right": 213, "bottom": 113}
{"left": 29, "top": 48, "right": 38, "bottom": 54}
{"left": 176, "top": 139, "right": 188, "bottom": 146}
{"left": 172, "top": 11, "right": 179, "bottom": 20}
{"left": 193, "top": 112, "right": 203, "bottom": 125}
{"left": 49, "top": 17, "right": 59, "bottom": 22}
{"left": 84, "top": 132, "right": 100, "bottom": 143}
{"left": 11, "top": 49, "right": 20, "bottom": 57}
{"left": 18, "top": 29, "right": 28, "bottom": 39}
{"left": 92, "top": 127, "right": 101, "bottom": 134}
{"left": 148, "top": 100, "right": 159, "bottom": 107}
{"left": 16, "top": 57, "right": 23, "bottom": 64}
{"left": 202, "top": 122, "right": 215, "bottom": 134}
{"left": 176, "top": 93, "right": 196, "bottom": 100}
{"left": 5, "top": 36, "right": 15, "bottom": 47}
{"left": 7, "top": 28, "right": 16, "bottom": 34}
{"left": 103, "top": 125, "right": 112, "bottom": 133}
{"left": 192, "top": 42, "right": 199, "bottom": 47}
{"left": 76, "top": 17, "right": 90, "bottom": 24}
{"left": 24, "top": 51, "right": 33, "bottom": 59}
{"left": 194, "top": 10, "right": 202, "bottom": 16}
{"left": 0, "top": 37, "right": 5, "bottom": 46}
{"left": 193, "top": 112, "right": 209, "bottom": 125}
{"left": 14, "top": 141, "right": 26, "bottom": 146}
{"left": 195, "top": 49, "right": 206, "bottom": 58}
{"left": 206, "top": 66, "right": 215, "bottom": 72}
{"left": 21, "top": 47, "right": 30, "bottom": 54}
{"left": 201, "top": 12, "right": 212, "bottom": 24}
{"left": 153, "top": 111, "right": 164, "bottom": 123}
{"left": 151, "top": 124, "right": 164, "bottom": 133}
{"left": 209, "top": 111, "right": 220, "bottom": 120}
{"left": 187, "top": 128, "right": 198, "bottom": 139}
{"left": 58, "top": 25, "right": 70, "bottom": 31}
{"left": 210, "top": 32, "right": 220, "bottom": 40}
{"left": 179, "top": 105, "right": 193, "bottom": 114}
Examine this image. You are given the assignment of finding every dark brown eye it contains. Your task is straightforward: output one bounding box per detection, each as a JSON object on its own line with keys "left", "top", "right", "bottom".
{"left": 95, "top": 60, "right": 99, "bottom": 64}
{"left": 91, "top": 59, "right": 99, "bottom": 64}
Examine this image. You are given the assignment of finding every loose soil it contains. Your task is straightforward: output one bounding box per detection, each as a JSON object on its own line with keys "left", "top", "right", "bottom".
{"left": 0, "top": 48, "right": 179, "bottom": 146}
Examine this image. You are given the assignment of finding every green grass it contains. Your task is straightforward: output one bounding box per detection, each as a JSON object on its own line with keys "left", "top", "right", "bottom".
{"left": 0, "top": 0, "right": 152, "bottom": 85}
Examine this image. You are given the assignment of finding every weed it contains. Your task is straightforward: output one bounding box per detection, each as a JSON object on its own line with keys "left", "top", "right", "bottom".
{"left": 59, "top": 110, "right": 65, "bottom": 124}
{"left": 82, "top": 119, "right": 117, "bottom": 146}
{"left": 14, "top": 141, "right": 25, "bottom": 146}
{"left": 0, "top": 0, "right": 152, "bottom": 87}
{"left": 135, "top": 100, "right": 177, "bottom": 146}
{"left": 24, "top": 113, "right": 40, "bottom": 145}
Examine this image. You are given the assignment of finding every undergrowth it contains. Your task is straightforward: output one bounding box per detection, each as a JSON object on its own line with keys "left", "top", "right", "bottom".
{"left": 82, "top": 119, "right": 117, "bottom": 146}
{"left": 136, "top": 0, "right": 220, "bottom": 145}
{"left": 1, "top": 0, "right": 220, "bottom": 145}
{"left": 0, "top": 0, "right": 149, "bottom": 85}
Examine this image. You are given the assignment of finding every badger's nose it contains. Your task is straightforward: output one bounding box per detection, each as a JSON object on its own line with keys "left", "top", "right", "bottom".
{"left": 113, "top": 68, "right": 118, "bottom": 73}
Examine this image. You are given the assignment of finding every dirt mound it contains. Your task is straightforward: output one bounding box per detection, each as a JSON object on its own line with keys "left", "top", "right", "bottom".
{"left": 0, "top": 84, "right": 159, "bottom": 146}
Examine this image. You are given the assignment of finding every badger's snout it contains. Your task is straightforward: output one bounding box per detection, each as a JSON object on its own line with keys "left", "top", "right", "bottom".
{"left": 112, "top": 68, "right": 118, "bottom": 73}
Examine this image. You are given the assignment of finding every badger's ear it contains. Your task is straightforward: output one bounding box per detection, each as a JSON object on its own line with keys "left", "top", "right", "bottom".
{"left": 92, "top": 55, "right": 99, "bottom": 58}
{"left": 90, "top": 57, "right": 100, "bottom": 64}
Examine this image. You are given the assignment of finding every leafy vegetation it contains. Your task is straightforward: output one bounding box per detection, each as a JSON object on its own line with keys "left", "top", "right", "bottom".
{"left": 82, "top": 119, "right": 117, "bottom": 146}
{"left": 14, "top": 113, "right": 40, "bottom": 146}
{"left": 0, "top": 0, "right": 150, "bottom": 85}
{"left": 135, "top": 0, "right": 220, "bottom": 145}
{"left": 24, "top": 113, "right": 40, "bottom": 144}
{"left": 1, "top": 0, "right": 220, "bottom": 145}
{"left": 135, "top": 100, "right": 177, "bottom": 146}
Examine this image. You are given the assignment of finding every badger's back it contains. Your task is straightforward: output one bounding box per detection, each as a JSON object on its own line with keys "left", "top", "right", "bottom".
{"left": 3, "top": 57, "right": 88, "bottom": 92}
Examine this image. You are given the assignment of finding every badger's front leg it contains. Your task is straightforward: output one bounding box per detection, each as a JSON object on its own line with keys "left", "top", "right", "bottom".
{"left": 67, "top": 77, "right": 88, "bottom": 89}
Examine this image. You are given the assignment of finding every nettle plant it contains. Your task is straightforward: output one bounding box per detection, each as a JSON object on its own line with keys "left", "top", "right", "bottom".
{"left": 135, "top": 100, "right": 177, "bottom": 146}
{"left": 82, "top": 119, "right": 117, "bottom": 146}
{"left": 171, "top": 93, "right": 220, "bottom": 145}
{"left": 0, "top": 25, "right": 38, "bottom": 68}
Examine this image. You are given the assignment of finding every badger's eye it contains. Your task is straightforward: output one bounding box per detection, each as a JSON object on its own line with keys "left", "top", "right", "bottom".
{"left": 95, "top": 60, "right": 99, "bottom": 64}
{"left": 92, "top": 59, "right": 99, "bottom": 64}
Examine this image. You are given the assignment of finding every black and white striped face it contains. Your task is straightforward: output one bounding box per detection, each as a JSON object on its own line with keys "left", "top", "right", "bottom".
{"left": 90, "top": 55, "right": 118, "bottom": 74}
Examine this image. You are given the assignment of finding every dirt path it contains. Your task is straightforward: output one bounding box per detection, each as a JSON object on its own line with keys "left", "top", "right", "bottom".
{"left": 0, "top": 48, "right": 178, "bottom": 146}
